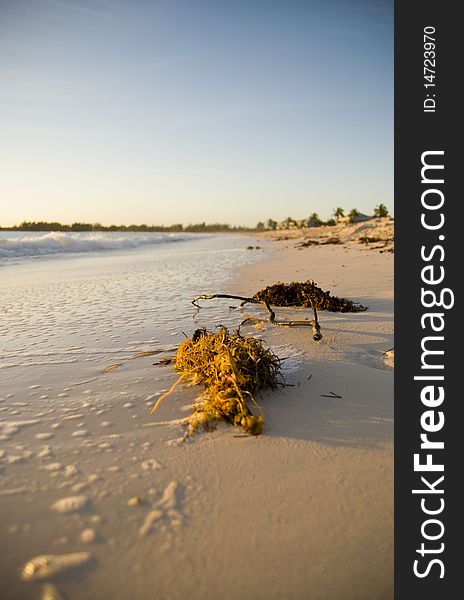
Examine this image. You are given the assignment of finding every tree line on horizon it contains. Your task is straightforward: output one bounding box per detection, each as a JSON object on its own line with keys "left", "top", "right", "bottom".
{"left": 1, "top": 205, "right": 389, "bottom": 233}
{"left": 0, "top": 221, "right": 253, "bottom": 233}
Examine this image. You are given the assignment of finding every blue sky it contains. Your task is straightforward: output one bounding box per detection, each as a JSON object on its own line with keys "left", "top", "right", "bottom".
{"left": 0, "top": 0, "right": 393, "bottom": 227}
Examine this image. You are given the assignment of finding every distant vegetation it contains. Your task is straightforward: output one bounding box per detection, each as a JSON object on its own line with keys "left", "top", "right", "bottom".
{"left": 1, "top": 205, "right": 390, "bottom": 233}
{"left": 373, "top": 203, "right": 389, "bottom": 218}
{"left": 259, "top": 204, "right": 390, "bottom": 230}
{"left": 1, "top": 221, "right": 252, "bottom": 233}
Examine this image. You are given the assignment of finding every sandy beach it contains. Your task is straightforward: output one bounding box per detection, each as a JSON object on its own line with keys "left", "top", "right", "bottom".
{"left": 1, "top": 223, "right": 393, "bottom": 600}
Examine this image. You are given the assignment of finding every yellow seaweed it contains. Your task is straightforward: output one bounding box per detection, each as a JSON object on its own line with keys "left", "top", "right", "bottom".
{"left": 151, "top": 328, "right": 281, "bottom": 435}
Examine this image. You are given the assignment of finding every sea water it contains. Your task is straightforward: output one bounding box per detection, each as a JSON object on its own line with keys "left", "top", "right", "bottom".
{"left": 0, "top": 230, "right": 190, "bottom": 259}
{"left": 0, "top": 232, "right": 265, "bottom": 373}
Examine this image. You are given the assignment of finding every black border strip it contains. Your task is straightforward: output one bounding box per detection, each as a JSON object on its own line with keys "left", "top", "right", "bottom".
{"left": 395, "top": 1, "right": 459, "bottom": 596}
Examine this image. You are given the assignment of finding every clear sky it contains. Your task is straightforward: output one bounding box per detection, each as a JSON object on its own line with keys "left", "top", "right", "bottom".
{"left": 0, "top": 0, "right": 393, "bottom": 227}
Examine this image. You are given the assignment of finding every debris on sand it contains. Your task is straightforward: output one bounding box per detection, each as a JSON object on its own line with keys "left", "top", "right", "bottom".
{"left": 253, "top": 280, "right": 367, "bottom": 312}
{"left": 151, "top": 328, "right": 281, "bottom": 435}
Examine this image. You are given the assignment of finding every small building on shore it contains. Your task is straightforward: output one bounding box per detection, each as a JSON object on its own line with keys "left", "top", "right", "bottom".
{"left": 337, "top": 213, "right": 372, "bottom": 225}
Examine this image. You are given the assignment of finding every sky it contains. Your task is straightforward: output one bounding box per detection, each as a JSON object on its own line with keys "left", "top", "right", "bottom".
{"left": 0, "top": 0, "right": 393, "bottom": 227}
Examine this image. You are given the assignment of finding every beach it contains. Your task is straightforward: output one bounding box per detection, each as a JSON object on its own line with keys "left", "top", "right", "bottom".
{"left": 1, "top": 224, "right": 393, "bottom": 600}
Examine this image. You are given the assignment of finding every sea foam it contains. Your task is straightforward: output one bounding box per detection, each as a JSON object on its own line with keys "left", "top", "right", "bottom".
{"left": 0, "top": 231, "right": 188, "bottom": 259}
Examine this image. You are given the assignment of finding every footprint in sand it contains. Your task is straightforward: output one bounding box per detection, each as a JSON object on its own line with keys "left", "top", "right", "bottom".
{"left": 140, "top": 458, "right": 163, "bottom": 471}
{"left": 51, "top": 495, "right": 89, "bottom": 514}
{"left": 138, "top": 481, "right": 182, "bottom": 536}
{"left": 40, "top": 583, "right": 65, "bottom": 600}
{"left": 21, "top": 552, "right": 92, "bottom": 580}
{"left": 79, "top": 528, "right": 97, "bottom": 544}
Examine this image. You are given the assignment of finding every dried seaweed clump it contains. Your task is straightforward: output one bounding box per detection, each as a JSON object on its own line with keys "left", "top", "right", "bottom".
{"left": 152, "top": 328, "right": 281, "bottom": 435}
{"left": 253, "top": 280, "right": 367, "bottom": 313}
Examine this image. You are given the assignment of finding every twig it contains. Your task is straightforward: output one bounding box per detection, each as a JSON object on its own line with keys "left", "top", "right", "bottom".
{"left": 153, "top": 357, "right": 173, "bottom": 366}
{"left": 192, "top": 294, "right": 322, "bottom": 341}
{"left": 320, "top": 391, "right": 342, "bottom": 399}
{"left": 150, "top": 374, "right": 186, "bottom": 415}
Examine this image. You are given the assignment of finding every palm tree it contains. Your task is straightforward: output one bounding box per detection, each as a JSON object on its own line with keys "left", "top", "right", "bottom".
{"left": 348, "top": 208, "right": 361, "bottom": 224}
{"left": 308, "top": 212, "right": 322, "bottom": 227}
{"left": 373, "top": 203, "right": 389, "bottom": 219}
{"left": 284, "top": 216, "right": 297, "bottom": 229}
{"left": 333, "top": 207, "right": 345, "bottom": 222}
{"left": 266, "top": 219, "right": 277, "bottom": 230}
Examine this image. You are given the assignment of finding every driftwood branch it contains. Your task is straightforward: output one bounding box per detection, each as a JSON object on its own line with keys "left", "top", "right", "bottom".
{"left": 192, "top": 294, "right": 322, "bottom": 341}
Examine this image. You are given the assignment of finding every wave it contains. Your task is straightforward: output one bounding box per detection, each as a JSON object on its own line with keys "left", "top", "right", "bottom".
{"left": 0, "top": 231, "right": 189, "bottom": 259}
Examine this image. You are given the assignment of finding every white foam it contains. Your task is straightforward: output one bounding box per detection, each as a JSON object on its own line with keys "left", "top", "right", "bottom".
{"left": 0, "top": 231, "right": 190, "bottom": 260}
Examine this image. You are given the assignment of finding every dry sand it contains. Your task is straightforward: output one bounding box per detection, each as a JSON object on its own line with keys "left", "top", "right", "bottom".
{"left": 1, "top": 223, "right": 393, "bottom": 600}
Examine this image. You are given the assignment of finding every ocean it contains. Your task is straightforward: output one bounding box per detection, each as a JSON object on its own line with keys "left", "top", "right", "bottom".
{"left": 0, "top": 231, "right": 265, "bottom": 375}
{"left": 0, "top": 230, "right": 192, "bottom": 260}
